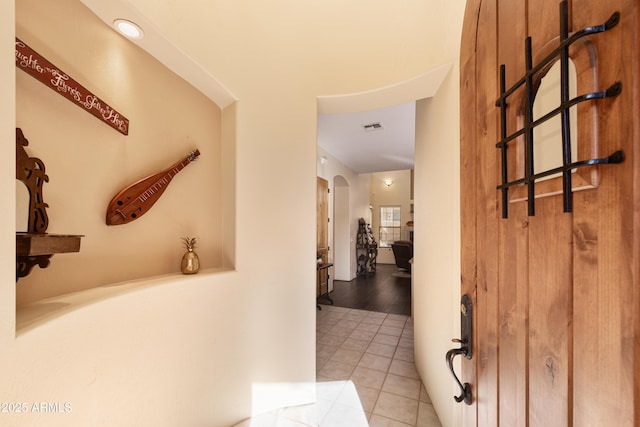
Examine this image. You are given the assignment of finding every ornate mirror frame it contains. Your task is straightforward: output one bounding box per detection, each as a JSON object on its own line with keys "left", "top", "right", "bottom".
{"left": 15, "top": 128, "right": 82, "bottom": 281}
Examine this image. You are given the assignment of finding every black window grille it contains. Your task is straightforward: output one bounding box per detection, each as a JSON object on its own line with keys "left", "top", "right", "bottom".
{"left": 495, "top": 1, "right": 624, "bottom": 218}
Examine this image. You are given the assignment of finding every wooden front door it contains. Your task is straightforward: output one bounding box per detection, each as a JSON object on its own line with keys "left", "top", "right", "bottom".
{"left": 459, "top": 0, "right": 639, "bottom": 426}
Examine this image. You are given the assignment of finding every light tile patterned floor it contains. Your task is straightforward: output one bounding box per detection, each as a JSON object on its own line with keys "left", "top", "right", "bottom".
{"left": 232, "top": 381, "right": 368, "bottom": 427}
{"left": 317, "top": 305, "right": 442, "bottom": 427}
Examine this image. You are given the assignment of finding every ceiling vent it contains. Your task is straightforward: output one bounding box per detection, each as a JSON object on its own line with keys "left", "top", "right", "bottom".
{"left": 362, "top": 122, "right": 384, "bottom": 132}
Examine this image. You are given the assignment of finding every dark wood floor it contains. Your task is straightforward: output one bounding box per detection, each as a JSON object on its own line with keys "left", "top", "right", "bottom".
{"left": 318, "top": 263, "right": 411, "bottom": 316}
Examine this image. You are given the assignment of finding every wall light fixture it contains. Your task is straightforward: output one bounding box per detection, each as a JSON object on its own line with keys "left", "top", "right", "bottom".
{"left": 384, "top": 179, "right": 393, "bottom": 187}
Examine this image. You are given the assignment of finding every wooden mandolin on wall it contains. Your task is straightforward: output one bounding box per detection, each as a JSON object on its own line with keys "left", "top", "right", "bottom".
{"left": 106, "top": 149, "right": 200, "bottom": 225}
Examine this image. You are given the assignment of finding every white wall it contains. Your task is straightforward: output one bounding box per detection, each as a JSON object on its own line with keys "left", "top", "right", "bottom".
{"left": 413, "top": 67, "right": 462, "bottom": 427}
{"left": 317, "top": 146, "right": 371, "bottom": 282}
{"left": 332, "top": 177, "right": 351, "bottom": 281}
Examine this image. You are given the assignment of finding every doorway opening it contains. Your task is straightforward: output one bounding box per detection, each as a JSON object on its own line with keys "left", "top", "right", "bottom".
{"left": 315, "top": 63, "right": 451, "bottom": 315}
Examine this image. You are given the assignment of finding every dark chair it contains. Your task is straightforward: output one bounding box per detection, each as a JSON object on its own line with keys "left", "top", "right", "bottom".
{"left": 391, "top": 240, "right": 413, "bottom": 272}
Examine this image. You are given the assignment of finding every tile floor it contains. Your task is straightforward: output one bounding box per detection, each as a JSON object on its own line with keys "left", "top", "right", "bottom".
{"left": 233, "top": 380, "right": 369, "bottom": 427}
{"left": 316, "top": 305, "right": 442, "bottom": 427}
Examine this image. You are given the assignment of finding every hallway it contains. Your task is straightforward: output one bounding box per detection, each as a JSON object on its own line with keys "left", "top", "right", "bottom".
{"left": 318, "top": 264, "right": 412, "bottom": 316}
{"left": 317, "top": 305, "right": 441, "bottom": 426}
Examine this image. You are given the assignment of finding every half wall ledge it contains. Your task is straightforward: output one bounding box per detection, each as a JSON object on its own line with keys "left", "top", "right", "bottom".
{"left": 16, "top": 268, "right": 236, "bottom": 335}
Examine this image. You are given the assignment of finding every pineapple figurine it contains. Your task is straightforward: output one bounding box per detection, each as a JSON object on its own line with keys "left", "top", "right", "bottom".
{"left": 180, "top": 236, "right": 200, "bottom": 274}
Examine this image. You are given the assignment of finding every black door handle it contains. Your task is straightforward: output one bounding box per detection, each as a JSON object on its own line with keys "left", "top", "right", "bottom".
{"left": 446, "top": 294, "right": 473, "bottom": 405}
{"left": 446, "top": 342, "right": 472, "bottom": 404}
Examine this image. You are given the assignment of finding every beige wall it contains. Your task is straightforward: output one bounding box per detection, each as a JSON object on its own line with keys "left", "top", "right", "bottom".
{"left": 1, "top": 0, "right": 466, "bottom": 426}
{"left": 1, "top": 0, "right": 16, "bottom": 348}
{"left": 370, "top": 169, "right": 414, "bottom": 264}
{"left": 15, "top": 0, "right": 223, "bottom": 305}
{"left": 4, "top": 1, "right": 315, "bottom": 426}
{"left": 414, "top": 66, "right": 463, "bottom": 427}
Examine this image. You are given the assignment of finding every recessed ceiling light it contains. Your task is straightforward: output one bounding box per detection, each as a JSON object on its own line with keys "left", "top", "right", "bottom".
{"left": 114, "top": 19, "right": 144, "bottom": 39}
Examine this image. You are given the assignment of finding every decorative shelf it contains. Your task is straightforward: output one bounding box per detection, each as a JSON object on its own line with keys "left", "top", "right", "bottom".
{"left": 17, "top": 232, "right": 82, "bottom": 256}
{"left": 16, "top": 233, "right": 83, "bottom": 280}
{"left": 16, "top": 128, "right": 83, "bottom": 280}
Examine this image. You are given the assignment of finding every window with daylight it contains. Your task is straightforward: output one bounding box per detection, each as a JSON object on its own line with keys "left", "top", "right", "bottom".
{"left": 379, "top": 206, "right": 401, "bottom": 248}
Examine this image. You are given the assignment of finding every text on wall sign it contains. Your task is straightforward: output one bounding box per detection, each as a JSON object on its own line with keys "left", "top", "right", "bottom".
{"left": 15, "top": 37, "right": 129, "bottom": 135}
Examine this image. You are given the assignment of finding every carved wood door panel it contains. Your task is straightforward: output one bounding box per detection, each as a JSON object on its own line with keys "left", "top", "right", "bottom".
{"left": 459, "top": 0, "right": 639, "bottom": 426}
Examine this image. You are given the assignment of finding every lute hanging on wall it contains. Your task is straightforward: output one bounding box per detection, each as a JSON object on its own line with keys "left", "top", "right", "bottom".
{"left": 106, "top": 149, "right": 200, "bottom": 225}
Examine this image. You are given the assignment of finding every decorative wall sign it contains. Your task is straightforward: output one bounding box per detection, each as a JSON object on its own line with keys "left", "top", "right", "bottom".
{"left": 106, "top": 150, "right": 200, "bottom": 225}
{"left": 15, "top": 37, "right": 129, "bottom": 135}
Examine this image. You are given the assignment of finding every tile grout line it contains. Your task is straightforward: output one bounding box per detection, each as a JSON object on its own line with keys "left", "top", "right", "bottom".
{"left": 358, "top": 309, "right": 413, "bottom": 425}
{"left": 324, "top": 303, "right": 440, "bottom": 423}
{"left": 317, "top": 306, "right": 430, "bottom": 426}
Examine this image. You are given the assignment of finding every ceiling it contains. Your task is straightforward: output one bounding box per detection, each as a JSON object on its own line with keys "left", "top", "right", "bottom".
{"left": 317, "top": 102, "right": 416, "bottom": 174}
{"left": 79, "top": 0, "right": 453, "bottom": 176}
